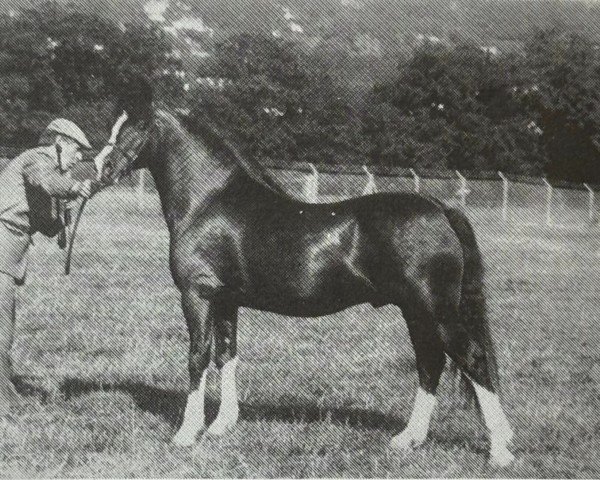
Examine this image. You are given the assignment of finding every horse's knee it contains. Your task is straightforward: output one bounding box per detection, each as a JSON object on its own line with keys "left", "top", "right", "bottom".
{"left": 177, "top": 275, "right": 225, "bottom": 298}
{"left": 195, "top": 276, "right": 226, "bottom": 297}
{"left": 172, "top": 254, "right": 225, "bottom": 296}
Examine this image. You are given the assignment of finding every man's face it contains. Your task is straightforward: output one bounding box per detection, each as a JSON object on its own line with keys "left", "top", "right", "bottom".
{"left": 57, "top": 136, "right": 83, "bottom": 170}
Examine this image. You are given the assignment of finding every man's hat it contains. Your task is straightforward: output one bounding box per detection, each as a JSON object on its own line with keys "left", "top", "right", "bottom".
{"left": 45, "top": 119, "right": 93, "bottom": 150}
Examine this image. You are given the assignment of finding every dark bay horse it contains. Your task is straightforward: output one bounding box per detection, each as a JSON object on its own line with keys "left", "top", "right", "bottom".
{"left": 96, "top": 84, "right": 514, "bottom": 466}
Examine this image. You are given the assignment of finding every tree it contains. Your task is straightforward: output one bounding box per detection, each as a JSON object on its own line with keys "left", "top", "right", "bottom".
{"left": 0, "top": 2, "right": 176, "bottom": 147}
{"left": 370, "top": 41, "right": 542, "bottom": 173}
{"left": 521, "top": 28, "right": 600, "bottom": 183}
{"left": 189, "top": 33, "right": 369, "bottom": 165}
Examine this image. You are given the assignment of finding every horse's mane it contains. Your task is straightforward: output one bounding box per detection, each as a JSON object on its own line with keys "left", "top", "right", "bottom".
{"left": 170, "top": 111, "right": 300, "bottom": 201}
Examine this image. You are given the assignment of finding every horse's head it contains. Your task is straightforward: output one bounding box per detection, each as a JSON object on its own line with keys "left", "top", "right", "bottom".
{"left": 97, "top": 76, "right": 155, "bottom": 184}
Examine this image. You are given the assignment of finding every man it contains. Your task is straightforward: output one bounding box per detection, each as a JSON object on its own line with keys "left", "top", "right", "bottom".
{"left": 0, "top": 119, "right": 95, "bottom": 414}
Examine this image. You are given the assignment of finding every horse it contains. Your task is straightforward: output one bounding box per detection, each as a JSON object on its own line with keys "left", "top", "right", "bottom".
{"left": 95, "top": 81, "right": 514, "bottom": 467}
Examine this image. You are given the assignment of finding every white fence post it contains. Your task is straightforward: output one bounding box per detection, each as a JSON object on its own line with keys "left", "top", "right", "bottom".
{"left": 137, "top": 170, "right": 145, "bottom": 207}
{"left": 362, "top": 165, "right": 377, "bottom": 195}
{"left": 304, "top": 163, "right": 319, "bottom": 202}
{"left": 542, "top": 178, "right": 553, "bottom": 226}
{"left": 409, "top": 168, "right": 420, "bottom": 193}
{"left": 455, "top": 170, "right": 469, "bottom": 207}
{"left": 584, "top": 183, "right": 595, "bottom": 223}
{"left": 498, "top": 171, "right": 509, "bottom": 221}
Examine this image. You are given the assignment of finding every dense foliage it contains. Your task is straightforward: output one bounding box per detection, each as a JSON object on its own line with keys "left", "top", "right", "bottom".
{"left": 0, "top": 2, "right": 173, "bottom": 147}
{"left": 190, "top": 30, "right": 600, "bottom": 183}
{"left": 1, "top": 1, "right": 600, "bottom": 183}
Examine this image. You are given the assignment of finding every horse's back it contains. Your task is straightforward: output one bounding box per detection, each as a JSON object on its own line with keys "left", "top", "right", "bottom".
{"left": 207, "top": 180, "right": 462, "bottom": 310}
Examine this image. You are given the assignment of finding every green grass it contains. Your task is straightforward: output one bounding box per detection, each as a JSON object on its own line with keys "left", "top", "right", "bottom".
{"left": 1, "top": 189, "right": 600, "bottom": 477}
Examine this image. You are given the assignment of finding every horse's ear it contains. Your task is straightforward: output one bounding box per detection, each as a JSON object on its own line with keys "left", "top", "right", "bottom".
{"left": 115, "top": 74, "right": 154, "bottom": 123}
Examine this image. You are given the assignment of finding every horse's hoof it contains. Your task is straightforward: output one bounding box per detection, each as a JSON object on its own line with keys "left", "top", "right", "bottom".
{"left": 390, "top": 430, "right": 425, "bottom": 451}
{"left": 171, "top": 429, "right": 198, "bottom": 447}
{"left": 489, "top": 447, "right": 515, "bottom": 468}
{"left": 206, "top": 418, "right": 237, "bottom": 437}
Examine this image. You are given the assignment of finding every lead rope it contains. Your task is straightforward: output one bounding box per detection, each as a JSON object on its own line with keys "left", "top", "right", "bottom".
{"left": 65, "top": 182, "right": 106, "bottom": 275}
{"left": 64, "top": 176, "right": 109, "bottom": 275}
{"left": 65, "top": 112, "right": 129, "bottom": 275}
{"left": 64, "top": 196, "right": 89, "bottom": 275}
{"left": 64, "top": 152, "right": 112, "bottom": 275}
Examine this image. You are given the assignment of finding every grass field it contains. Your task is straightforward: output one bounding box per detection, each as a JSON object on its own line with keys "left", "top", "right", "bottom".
{"left": 1, "top": 188, "right": 600, "bottom": 478}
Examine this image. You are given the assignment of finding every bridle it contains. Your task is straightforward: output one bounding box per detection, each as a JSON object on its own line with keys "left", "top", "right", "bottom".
{"left": 104, "top": 125, "right": 154, "bottom": 180}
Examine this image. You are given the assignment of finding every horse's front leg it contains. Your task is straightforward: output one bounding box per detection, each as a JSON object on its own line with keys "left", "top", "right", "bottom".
{"left": 172, "top": 287, "right": 214, "bottom": 447}
{"left": 207, "top": 299, "right": 239, "bottom": 436}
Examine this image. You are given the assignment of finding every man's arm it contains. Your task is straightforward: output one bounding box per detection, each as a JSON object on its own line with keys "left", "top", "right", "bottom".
{"left": 22, "top": 157, "right": 83, "bottom": 199}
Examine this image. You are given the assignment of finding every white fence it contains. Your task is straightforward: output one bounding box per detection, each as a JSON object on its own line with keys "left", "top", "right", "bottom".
{"left": 262, "top": 164, "right": 599, "bottom": 228}
{"left": 2, "top": 155, "right": 597, "bottom": 228}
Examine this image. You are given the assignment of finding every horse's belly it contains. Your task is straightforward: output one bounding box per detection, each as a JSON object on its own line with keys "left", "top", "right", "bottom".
{"left": 240, "top": 244, "right": 376, "bottom": 316}
{"left": 240, "top": 282, "right": 369, "bottom": 317}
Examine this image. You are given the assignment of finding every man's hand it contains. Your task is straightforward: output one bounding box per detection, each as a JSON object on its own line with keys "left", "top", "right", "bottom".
{"left": 71, "top": 180, "right": 92, "bottom": 198}
{"left": 71, "top": 179, "right": 102, "bottom": 199}
{"left": 94, "top": 145, "right": 113, "bottom": 181}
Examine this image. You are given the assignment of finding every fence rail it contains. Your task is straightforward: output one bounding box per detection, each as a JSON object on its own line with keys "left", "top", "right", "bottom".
{"left": 264, "top": 162, "right": 599, "bottom": 228}
{"left": 2, "top": 155, "right": 598, "bottom": 228}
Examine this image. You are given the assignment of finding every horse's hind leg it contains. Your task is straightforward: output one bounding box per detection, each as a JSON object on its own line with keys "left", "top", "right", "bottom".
{"left": 438, "top": 321, "right": 514, "bottom": 466}
{"left": 471, "top": 380, "right": 514, "bottom": 467}
{"left": 390, "top": 300, "right": 445, "bottom": 450}
{"left": 207, "top": 299, "right": 239, "bottom": 436}
{"left": 172, "top": 287, "right": 214, "bottom": 446}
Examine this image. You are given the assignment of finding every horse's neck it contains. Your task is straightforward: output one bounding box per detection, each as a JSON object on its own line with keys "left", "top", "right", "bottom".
{"left": 147, "top": 120, "right": 235, "bottom": 231}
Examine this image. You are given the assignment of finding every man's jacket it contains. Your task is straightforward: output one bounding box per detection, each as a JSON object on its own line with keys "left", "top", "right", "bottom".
{"left": 0, "top": 147, "right": 77, "bottom": 236}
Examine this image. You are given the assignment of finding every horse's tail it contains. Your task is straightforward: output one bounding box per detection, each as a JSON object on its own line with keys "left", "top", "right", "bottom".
{"left": 443, "top": 206, "right": 500, "bottom": 401}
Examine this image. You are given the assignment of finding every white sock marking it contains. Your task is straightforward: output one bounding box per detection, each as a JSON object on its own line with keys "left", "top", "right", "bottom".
{"left": 207, "top": 356, "right": 239, "bottom": 436}
{"left": 172, "top": 369, "right": 208, "bottom": 446}
{"left": 471, "top": 380, "right": 515, "bottom": 466}
{"left": 391, "top": 387, "right": 437, "bottom": 449}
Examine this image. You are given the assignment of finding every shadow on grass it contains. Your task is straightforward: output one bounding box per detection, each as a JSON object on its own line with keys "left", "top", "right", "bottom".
{"left": 12, "top": 375, "right": 489, "bottom": 455}
{"left": 13, "top": 374, "right": 403, "bottom": 433}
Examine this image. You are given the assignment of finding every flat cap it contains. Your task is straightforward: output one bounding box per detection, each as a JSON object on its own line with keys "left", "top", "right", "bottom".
{"left": 45, "top": 119, "right": 92, "bottom": 149}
